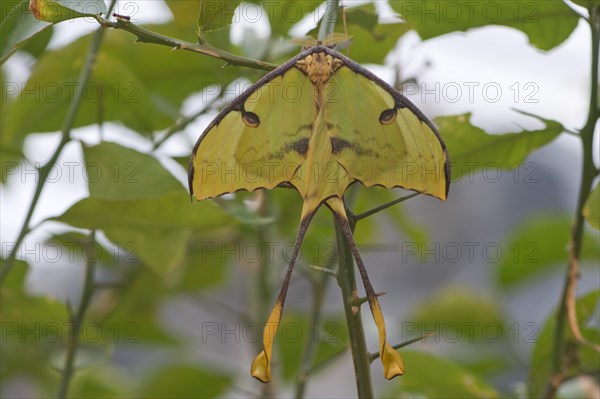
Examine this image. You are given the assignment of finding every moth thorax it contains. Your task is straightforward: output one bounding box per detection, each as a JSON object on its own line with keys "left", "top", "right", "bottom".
{"left": 297, "top": 53, "right": 342, "bottom": 85}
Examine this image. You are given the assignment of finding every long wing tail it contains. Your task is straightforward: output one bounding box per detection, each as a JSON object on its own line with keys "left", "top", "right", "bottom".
{"left": 325, "top": 196, "right": 405, "bottom": 379}
{"left": 251, "top": 201, "right": 319, "bottom": 382}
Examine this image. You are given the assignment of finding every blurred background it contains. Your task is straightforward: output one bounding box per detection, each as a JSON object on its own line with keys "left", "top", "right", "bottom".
{"left": 1, "top": 0, "right": 599, "bottom": 398}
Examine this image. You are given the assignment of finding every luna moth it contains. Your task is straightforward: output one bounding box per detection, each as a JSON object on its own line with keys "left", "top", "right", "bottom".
{"left": 189, "top": 43, "right": 450, "bottom": 382}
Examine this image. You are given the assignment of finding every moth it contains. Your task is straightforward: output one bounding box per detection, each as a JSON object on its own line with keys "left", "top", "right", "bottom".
{"left": 189, "top": 43, "right": 450, "bottom": 382}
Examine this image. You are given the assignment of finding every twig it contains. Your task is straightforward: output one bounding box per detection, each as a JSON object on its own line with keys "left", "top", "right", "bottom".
{"left": 151, "top": 101, "right": 216, "bottom": 151}
{"left": 545, "top": 4, "right": 600, "bottom": 398}
{"left": 307, "top": 264, "right": 337, "bottom": 277}
{"left": 354, "top": 192, "right": 421, "bottom": 222}
{"left": 56, "top": 231, "right": 99, "bottom": 398}
{"left": 563, "top": 3, "right": 600, "bottom": 353}
{"left": 369, "top": 333, "right": 436, "bottom": 362}
{"left": 97, "top": 15, "right": 276, "bottom": 71}
{"left": 566, "top": 258, "right": 600, "bottom": 353}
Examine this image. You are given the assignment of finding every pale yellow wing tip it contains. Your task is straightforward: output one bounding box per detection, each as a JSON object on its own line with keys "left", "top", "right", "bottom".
{"left": 382, "top": 343, "right": 405, "bottom": 379}
{"left": 419, "top": 188, "right": 448, "bottom": 202}
{"left": 251, "top": 351, "right": 271, "bottom": 383}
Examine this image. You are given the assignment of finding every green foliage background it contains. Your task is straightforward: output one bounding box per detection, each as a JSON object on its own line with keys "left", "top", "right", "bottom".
{"left": 1, "top": 0, "right": 598, "bottom": 398}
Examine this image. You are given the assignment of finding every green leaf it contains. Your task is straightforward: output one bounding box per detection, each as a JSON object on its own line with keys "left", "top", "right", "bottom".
{"left": 343, "top": 7, "right": 411, "bottom": 64}
{"left": 436, "top": 113, "right": 562, "bottom": 181}
{"left": 460, "top": 356, "right": 512, "bottom": 376}
{"left": 1, "top": 340, "right": 58, "bottom": 392}
{"left": 1, "top": 279, "right": 65, "bottom": 328}
{"left": 0, "top": 67, "right": 26, "bottom": 182}
{"left": 387, "top": 350, "right": 500, "bottom": 398}
{"left": 28, "top": 0, "right": 106, "bottom": 23}
{"left": 0, "top": 258, "right": 28, "bottom": 290}
{"left": 213, "top": 194, "right": 274, "bottom": 226}
{"left": 100, "top": 269, "right": 178, "bottom": 343}
{"left": 3, "top": 34, "right": 171, "bottom": 140}
{"left": 52, "top": 193, "right": 230, "bottom": 230}
{"left": 391, "top": 0, "right": 579, "bottom": 51}
{"left": 139, "top": 365, "right": 232, "bottom": 398}
{"left": 108, "top": 228, "right": 189, "bottom": 273}
{"left": 268, "top": 1, "right": 318, "bottom": 37}
{"left": 45, "top": 232, "right": 125, "bottom": 268}
{"left": 1, "top": 0, "right": 52, "bottom": 64}
{"left": 19, "top": 23, "right": 53, "bottom": 58}
{"left": 583, "top": 184, "right": 600, "bottom": 230}
{"left": 50, "top": 194, "right": 235, "bottom": 272}
{"left": 67, "top": 365, "right": 132, "bottom": 398}
{"left": 269, "top": 188, "right": 304, "bottom": 237}
{"left": 82, "top": 141, "right": 184, "bottom": 200}
{"left": 164, "top": 0, "right": 203, "bottom": 32}
{"left": 497, "top": 215, "right": 600, "bottom": 287}
{"left": 175, "top": 232, "right": 232, "bottom": 290}
{"left": 0, "top": 141, "right": 23, "bottom": 183}
{"left": 354, "top": 186, "right": 428, "bottom": 245}
{"left": 308, "top": 5, "right": 411, "bottom": 64}
{"left": 100, "top": 265, "right": 177, "bottom": 348}
{"left": 528, "top": 290, "right": 600, "bottom": 398}
{"left": 346, "top": 6, "right": 379, "bottom": 31}
{"left": 1, "top": 260, "right": 69, "bottom": 387}
{"left": 409, "top": 287, "right": 508, "bottom": 344}
{"left": 198, "top": 0, "right": 242, "bottom": 34}
{"left": 3, "top": 28, "right": 236, "bottom": 141}
{"left": 276, "top": 313, "right": 348, "bottom": 381}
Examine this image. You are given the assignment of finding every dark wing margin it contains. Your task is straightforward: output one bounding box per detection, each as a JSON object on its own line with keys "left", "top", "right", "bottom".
{"left": 188, "top": 48, "right": 318, "bottom": 198}
{"left": 321, "top": 46, "right": 451, "bottom": 199}
{"left": 189, "top": 45, "right": 450, "bottom": 200}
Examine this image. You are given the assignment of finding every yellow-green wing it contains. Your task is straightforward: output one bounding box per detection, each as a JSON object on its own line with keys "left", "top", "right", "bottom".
{"left": 325, "top": 63, "right": 450, "bottom": 200}
{"left": 189, "top": 67, "right": 315, "bottom": 200}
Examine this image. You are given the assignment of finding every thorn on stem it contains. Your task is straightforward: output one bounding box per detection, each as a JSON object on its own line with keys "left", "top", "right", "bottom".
{"left": 112, "top": 13, "right": 131, "bottom": 21}
{"left": 307, "top": 264, "right": 337, "bottom": 277}
{"left": 353, "top": 291, "right": 385, "bottom": 306}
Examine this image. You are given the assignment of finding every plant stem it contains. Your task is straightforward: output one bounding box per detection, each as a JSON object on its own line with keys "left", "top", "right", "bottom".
{"left": 57, "top": 231, "right": 98, "bottom": 399}
{"left": 151, "top": 106, "right": 211, "bottom": 151}
{"left": 98, "top": 16, "right": 276, "bottom": 71}
{"left": 0, "top": 136, "right": 68, "bottom": 284}
{"left": 334, "top": 216, "right": 373, "bottom": 398}
{"left": 546, "top": 5, "right": 599, "bottom": 397}
{"left": 315, "top": 2, "right": 373, "bottom": 397}
{"left": 318, "top": 0, "right": 340, "bottom": 41}
{"left": 0, "top": 1, "right": 117, "bottom": 285}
